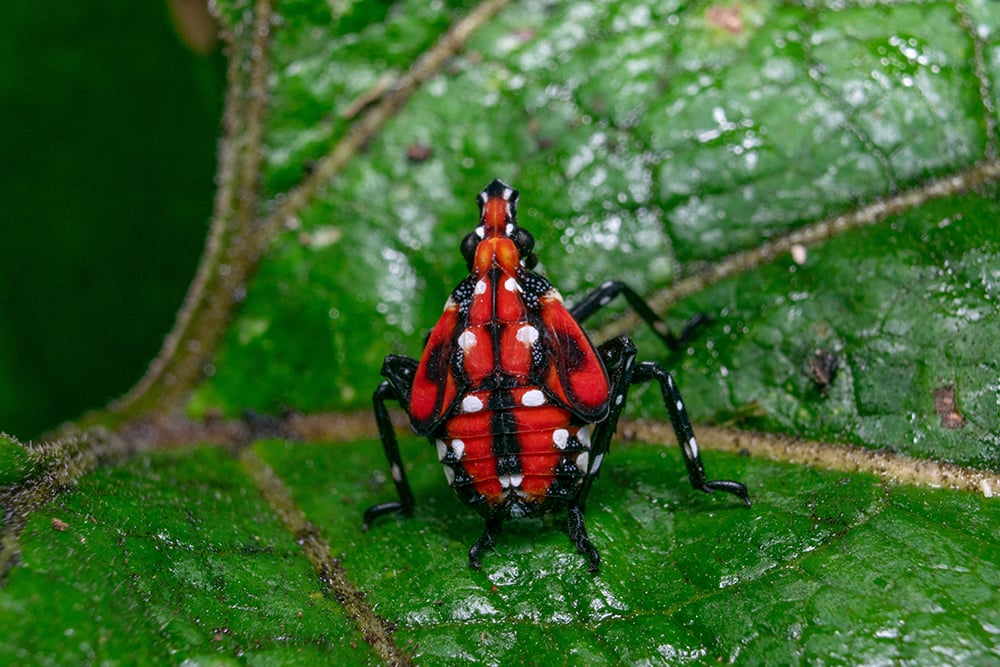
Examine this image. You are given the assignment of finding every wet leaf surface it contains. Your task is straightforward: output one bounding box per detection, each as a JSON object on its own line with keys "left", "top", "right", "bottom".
{"left": 2, "top": 0, "right": 999, "bottom": 664}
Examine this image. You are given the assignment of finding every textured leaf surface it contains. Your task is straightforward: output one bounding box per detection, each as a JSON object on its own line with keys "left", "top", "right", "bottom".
{"left": 189, "top": 0, "right": 1000, "bottom": 467}
{"left": 262, "top": 438, "right": 1000, "bottom": 664}
{"left": 0, "top": 446, "right": 373, "bottom": 664}
{"left": 2, "top": 0, "right": 999, "bottom": 664}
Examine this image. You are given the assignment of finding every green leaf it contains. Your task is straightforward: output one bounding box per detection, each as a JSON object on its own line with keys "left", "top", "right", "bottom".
{"left": 1, "top": 444, "right": 375, "bottom": 664}
{"left": 3, "top": 0, "right": 1000, "bottom": 664}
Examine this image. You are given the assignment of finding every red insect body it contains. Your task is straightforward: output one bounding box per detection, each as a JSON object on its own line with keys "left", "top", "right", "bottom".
{"left": 365, "top": 179, "right": 750, "bottom": 571}
{"left": 408, "top": 182, "right": 607, "bottom": 517}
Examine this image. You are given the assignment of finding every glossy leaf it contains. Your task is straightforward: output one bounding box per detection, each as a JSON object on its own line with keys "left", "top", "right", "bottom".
{"left": 2, "top": 0, "right": 999, "bottom": 664}
{"left": 189, "top": 0, "right": 1000, "bottom": 467}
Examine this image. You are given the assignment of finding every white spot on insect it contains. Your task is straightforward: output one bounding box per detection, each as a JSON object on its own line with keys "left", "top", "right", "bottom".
{"left": 498, "top": 474, "right": 523, "bottom": 489}
{"left": 475, "top": 225, "right": 485, "bottom": 239}
{"left": 686, "top": 436, "right": 699, "bottom": 459}
{"left": 591, "top": 452, "right": 605, "bottom": 474}
{"left": 521, "top": 389, "right": 545, "bottom": 407}
{"left": 443, "top": 296, "right": 457, "bottom": 312}
{"left": 544, "top": 288, "right": 564, "bottom": 303}
{"left": 443, "top": 465, "right": 455, "bottom": 485}
{"left": 599, "top": 295, "right": 612, "bottom": 306}
{"left": 391, "top": 463, "right": 402, "bottom": 483}
{"left": 676, "top": 399, "right": 684, "bottom": 412}
{"left": 552, "top": 429, "right": 569, "bottom": 449}
{"left": 516, "top": 324, "right": 539, "bottom": 346}
{"left": 575, "top": 452, "right": 590, "bottom": 472}
{"left": 600, "top": 280, "right": 614, "bottom": 289}
{"left": 504, "top": 277, "right": 522, "bottom": 293}
{"left": 451, "top": 439, "right": 465, "bottom": 459}
{"left": 503, "top": 187, "right": 514, "bottom": 200}
{"left": 458, "top": 329, "right": 477, "bottom": 353}
{"left": 462, "top": 395, "right": 484, "bottom": 413}
{"left": 505, "top": 223, "right": 514, "bottom": 236}
{"left": 474, "top": 280, "right": 487, "bottom": 295}
{"left": 435, "top": 439, "right": 447, "bottom": 461}
{"left": 614, "top": 394, "right": 624, "bottom": 406}
{"left": 576, "top": 424, "right": 592, "bottom": 447}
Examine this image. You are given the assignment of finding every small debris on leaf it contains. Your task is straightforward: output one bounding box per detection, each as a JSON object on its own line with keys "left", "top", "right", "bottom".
{"left": 791, "top": 243, "right": 807, "bottom": 265}
{"left": 51, "top": 518, "right": 69, "bottom": 531}
{"left": 933, "top": 385, "right": 966, "bottom": 429}
{"left": 807, "top": 349, "right": 838, "bottom": 393}
{"left": 706, "top": 5, "right": 743, "bottom": 34}
{"left": 406, "top": 143, "right": 433, "bottom": 163}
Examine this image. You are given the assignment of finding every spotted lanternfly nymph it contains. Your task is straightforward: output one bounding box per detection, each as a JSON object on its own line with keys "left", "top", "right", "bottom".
{"left": 364, "top": 179, "right": 750, "bottom": 572}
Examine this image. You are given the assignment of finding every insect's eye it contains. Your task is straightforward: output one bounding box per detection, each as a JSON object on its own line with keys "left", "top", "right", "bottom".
{"left": 513, "top": 227, "right": 534, "bottom": 255}
{"left": 460, "top": 232, "right": 479, "bottom": 269}
{"left": 514, "top": 227, "right": 538, "bottom": 269}
{"left": 513, "top": 227, "right": 537, "bottom": 269}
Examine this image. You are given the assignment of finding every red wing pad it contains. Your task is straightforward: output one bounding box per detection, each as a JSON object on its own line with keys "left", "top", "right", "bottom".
{"left": 409, "top": 304, "right": 464, "bottom": 431}
{"left": 537, "top": 294, "right": 610, "bottom": 421}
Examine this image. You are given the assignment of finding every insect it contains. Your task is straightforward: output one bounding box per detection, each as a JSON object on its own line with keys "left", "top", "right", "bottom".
{"left": 364, "top": 179, "right": 750, "bottom": 572}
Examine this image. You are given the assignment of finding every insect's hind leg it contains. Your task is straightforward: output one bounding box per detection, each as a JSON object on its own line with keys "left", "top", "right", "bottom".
{"left": 630, "top": 361, "right": 751, "bottom": 505}
{"left": 568, "top": 280, "right": 709, "bottom": 350}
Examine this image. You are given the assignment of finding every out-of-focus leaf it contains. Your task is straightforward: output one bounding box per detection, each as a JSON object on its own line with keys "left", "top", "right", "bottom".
{"left": 0, "top": 1, "right": 222, "bottom": 437}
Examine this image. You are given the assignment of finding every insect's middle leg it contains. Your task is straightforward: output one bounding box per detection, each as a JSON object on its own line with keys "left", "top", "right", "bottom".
{"left": 362, "top": 378, "right": 417, "bottom": 529}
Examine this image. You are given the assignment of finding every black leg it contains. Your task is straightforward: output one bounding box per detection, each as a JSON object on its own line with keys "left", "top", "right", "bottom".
{"left": 565, "top": 336, "right": 640, "bottom": 573}
{"left": 568, "top": 504, "right": 600, "bottom": 573}
{"left": 468, "top": 515, "right": 503, "bottom": 569}
{"left": 630, "top": 361, "right": 751, "bottom": 506}
{"left": 568, "top": 280, "right": 709, "bottom": 350}
{"left": 574, "top": 336, "right": 639, "bottom": 513}
{"left": 362, "top": 378, "right": 417, "bottom": 529}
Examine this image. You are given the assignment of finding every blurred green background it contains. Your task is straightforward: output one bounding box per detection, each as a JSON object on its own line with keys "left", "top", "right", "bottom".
{"left": 0, "top": 2, "right": 224, "bottom": 438}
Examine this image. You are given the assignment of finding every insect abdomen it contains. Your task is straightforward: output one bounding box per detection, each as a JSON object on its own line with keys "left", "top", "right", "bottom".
{"left": 435, "top": 389, "right": 595, "bottom": 519}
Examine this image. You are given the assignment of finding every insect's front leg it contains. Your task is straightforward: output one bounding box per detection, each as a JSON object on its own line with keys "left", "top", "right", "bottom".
{"left": 467, "top": 515, "right": 503, "bottom": 570}
{"left": 574, "top": 336, "right": 639, "bottom": 514}
{"left": 569, "top": 280, "right": 709, "bottom": 350}
{"left": 362, "top": 356, "right": 420, "bottom": 529}
{"left": 630, "top": 361, "right": 751, "bottom": 506}
{"left": 568, "top": 335, "right": 640, "bottom": 573}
